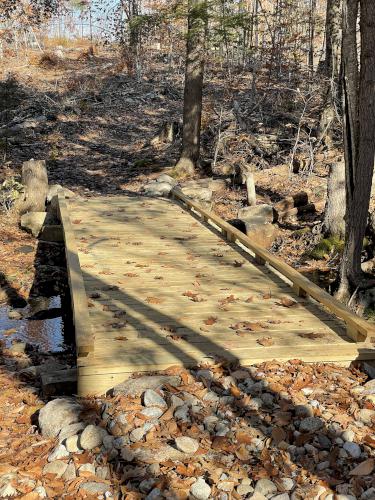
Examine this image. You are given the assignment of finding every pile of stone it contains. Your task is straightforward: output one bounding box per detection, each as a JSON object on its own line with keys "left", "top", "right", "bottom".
{"left": 237, "top": 204, "right": 278, "bottom": 248}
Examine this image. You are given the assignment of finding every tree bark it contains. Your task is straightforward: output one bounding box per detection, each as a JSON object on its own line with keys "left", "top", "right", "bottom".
{"left": 175, "top": 0, "right": 207, "bottom": 177}
{"left": 318, "top": 0, "right": 342, "bottom": 143}
{"left": 337, "top": 0, "right": 375, "bottom": 300}
{"left": 18, "top": 159, "right": 48, "bottom": 214}
{"left": 323, "top": 161, "right": 346, "bottom": 238}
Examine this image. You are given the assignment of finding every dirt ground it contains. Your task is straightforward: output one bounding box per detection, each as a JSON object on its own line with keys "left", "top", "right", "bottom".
{"left": 0, "top": 45, "right": 342, "bottom": 296}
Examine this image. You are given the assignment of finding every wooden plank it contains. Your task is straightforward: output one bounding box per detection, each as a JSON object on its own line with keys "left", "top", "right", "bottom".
{"left": 58, "top": 194, "right": 94, "bottom": 356}
{"left": 172, "top": 188, "right": 375, "bottom": 342}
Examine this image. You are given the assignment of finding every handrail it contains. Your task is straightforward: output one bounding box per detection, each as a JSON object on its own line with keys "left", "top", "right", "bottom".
{"left": 171, "top": 187, "right": 374, "bottom": 343}
{"left": 58, "top": 193, "right": 94, "bottom": 356}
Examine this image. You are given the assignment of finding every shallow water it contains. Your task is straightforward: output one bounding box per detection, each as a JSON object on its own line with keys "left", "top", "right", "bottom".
{"left": 0, "top": 296, "right": 69, "bottom": 352}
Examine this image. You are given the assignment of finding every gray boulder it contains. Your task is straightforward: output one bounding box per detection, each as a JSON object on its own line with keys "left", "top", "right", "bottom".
{"left": 39, "top": 398, "right": 82, "bottom": 438}
{"left": 143, "top": 181, "right": 173, "bottom": 197}
{"left": 180, "top": 185, "right": 213, "bottom": 202}
{"left": 238, "top": 204, "right": 274, "bottom": 224}
{"left": 113, "top": 375, "right": 181, "bottom": 397}
{"left": 47, "top": 184, "right": 75, "bottom": 202}
{"left": 20, "top": 212, "right": 51, "bottom": 237}
{"left": 157, "top": 174, "right": 178, "bottom": 186}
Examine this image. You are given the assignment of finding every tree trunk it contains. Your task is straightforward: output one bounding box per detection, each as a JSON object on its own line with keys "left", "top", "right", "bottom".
{"left": 337, "top": 0, "right": 375, "bottom": 300}
{"left": 18, "top": 159, "right": 48, "bottom": 214}
{"left": 318, "top": 0, "right": 342, "bottom": 143}
{"left": 323, "top": 161, "right": 346, "bottom": 238}
{"left": 175, "top": 0, "right": 207, "bottom": 178}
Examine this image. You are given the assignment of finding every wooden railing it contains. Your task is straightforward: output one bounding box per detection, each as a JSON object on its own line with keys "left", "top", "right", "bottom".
{"left": 171, "top": 188, "right": 374, "bottom": 343}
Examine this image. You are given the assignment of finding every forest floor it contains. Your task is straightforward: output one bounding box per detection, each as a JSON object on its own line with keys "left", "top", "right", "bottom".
{"left": 0, "top": 46, "right": 375, "bottom": 500}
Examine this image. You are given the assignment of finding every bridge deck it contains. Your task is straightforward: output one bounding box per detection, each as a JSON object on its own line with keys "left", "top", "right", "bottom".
{"left": 59, "top": 194, "right": 375, "bottom": 395}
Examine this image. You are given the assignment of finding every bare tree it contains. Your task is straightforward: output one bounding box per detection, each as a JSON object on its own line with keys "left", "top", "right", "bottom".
{"left": 174, "top": 0, "right": 207, "bottom": 177}
{"left": 337, "top": 0, "right": 375, "bottom": 300}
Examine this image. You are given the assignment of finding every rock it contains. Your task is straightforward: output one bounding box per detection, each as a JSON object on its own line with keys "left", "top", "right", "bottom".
{"left": 174, "top": 404, "right": 191, "bottom": 422}
{"left": 145, "top": 488, "right": 162, "bottom": 500}
{"left": 170, "top": 394, "right": 185, "bottom": 408}
{"left": 48, "top": 444, "right": 69, "bottom": 461}
{"left": 141, "top": 407, "right": 164, "bottom": 419}
{"left": 144, "top": 181, "right": 172, "bottom": 197}
{"left": 20, "top": 212, "right": 55, "bottom": 237}
{"left": 157, "top": 174, "right": 178, "bottom": 186}
{"left": 79, "top": 482, "right": 110, "bottom": 495}
{"left": 299, "top": 417, "right": 324, "bottom": 433}
{"left": 121, "top": 448, "right": 135, "bottom": 462}
{"left": 39, "top": 398, "right": 82, "bottom": 438}
{"left": 65, "top": 434, "right": 81, "bottom": 453}
{"left": 8, "top": 310, "right": 22, "bottom": 320}
{"left": 143, "top": 389, "right": 167, "bottom": 408}
{"left": 341, "top": 429, "right": 355, "bottom": 442}
{"left": 130, "top": 427, "right": 146, "bottom": 442}
{"left": 363, "top": 379, "right": 375, "bottom": 395}
{"left": 197, "top": 369, "right": 214, "bottom": 381}
{"left": 295, "top": 404, "right": 314, "bottom": 418}
{"left": 113, "top": 375, "right": 181, "bottom": 397}
{"left": 59, "top": 422, "right": 86, "bottom": 443}
{"left": 190, "top": 477, "right": 211, "bottom": 500}
{"left": 358, "top": 409, "right": 375, "bottom": 425}
{"left": 79, "top": 425, "right": 105, "bottom": 450}
{"left": 43, "top": 461, "right": 68, "bottom": 477}
{"left": 139, "top": 478, "right": 157, "bottom": 493}
{"left": 363, "top": 361, "right": 375, "bottom": 379}
{"left": 175, "top": 436, "right": 199, "bottom": 454}
{"left": 245, "top": 223, "right": 278, "bottom": 248}
{"left": 47, "top": 184, "right": 75, "bottom": 202}
{"left": 343, "top": 442, "right": 361, "bottom": 458}
{"left": 272, "top": 495, "right": 290, "bottom": 500}
{"left": 96, "top": 465, "right": 109, "bottom": 480}
{"left": 204, "top": 415, "right": 219, "bottom": 431}
{"left": 133, "top": 444, "right": 188, "bottom": 463}
{"left": 237, "top": 483, "right": 254, "bottom": 496}
{"left": 62, "top": 462, "right": 76, "bottom": 481}
{"left": 238, "top": 204, "right": 274, "bottom": 224}
{"left": 180, "top": 185, "right": 213, "bottom": 202}
{"left": 254, "top": 479, "right": 277, "bottom": 497}
{"left": 78, "top": 463, "right": 96, "bottom": 476}
{"left": 276, "top": 478, "right": 294, "bottom": 491}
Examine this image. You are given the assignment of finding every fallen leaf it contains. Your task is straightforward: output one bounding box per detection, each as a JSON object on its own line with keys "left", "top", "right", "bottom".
{"left": 204, "top": 316, "right": 217, "bottom": 326}
{"left": 277, "top": 297, "right": 298, "bottom": 307}
{"left": 349, "top": 459, "right": 374, "bottom": 476}
{"left": 298, "top": 332, "right": 325, "bottom": 340}
{"left": 257, "top": 336, "right": 274, "bottom": 346}
{"left": 167, "top": 335, "right": 187, "bottom": 341}
{"left": 115, "top": 336, "right": 128, "bottom": 341}
{"left": 233, "top": 261, "right": 244, "bottom": 267}
{"left": 146, "top": 296, "right": 164, "bottom": 304}
{"left": 271, "top": 427, "right": 286, "bottom": 445}
{"left": 72, "top": 219, "right": 82, "bottom": 224}
{"left": 245, "top": 296, "right": 254, "bottom": 303}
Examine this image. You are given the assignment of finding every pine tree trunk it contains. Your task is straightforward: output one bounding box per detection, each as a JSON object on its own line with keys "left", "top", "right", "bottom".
{"left": 175, "top": 0, "right": 207, "bottom": 177}
{"left": 338, "top": 0, "right": 375, "bottom": 300}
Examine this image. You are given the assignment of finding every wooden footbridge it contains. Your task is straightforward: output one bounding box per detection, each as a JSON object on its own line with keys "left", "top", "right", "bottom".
{"left": 58, "top": 189, "right": 375, "bottom": 396}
